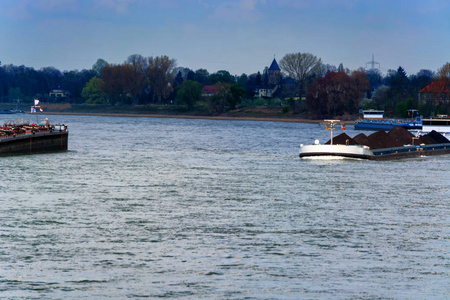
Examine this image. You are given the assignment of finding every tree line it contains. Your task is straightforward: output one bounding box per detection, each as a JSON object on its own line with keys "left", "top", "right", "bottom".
{"left": 0, "top": 54, "right": 448, "bottom": 117}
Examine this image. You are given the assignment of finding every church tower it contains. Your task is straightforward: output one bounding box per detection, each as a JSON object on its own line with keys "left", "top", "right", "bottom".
{"left": 268, "top": 58, "right": 281, "bottom": 87}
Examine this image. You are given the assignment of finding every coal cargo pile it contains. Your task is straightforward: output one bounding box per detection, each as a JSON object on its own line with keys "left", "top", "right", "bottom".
{"left": 325, "top": 133, "right": 357, "bottom": 145}
{"left": 367, "top": 130, "right": 396, "bottom": 149}
{"left": 418, "top": 135, "right": 437, "bottom": 145}
{"left": 353, "top": 128, "right": 448, "bottom": 149}
{"left": 418, "top": 130, "right": 449, "bottom": 144}
{"left": 326, "top": 129, "right": 409, "bottom": 149}
{"left": 322, "top": 126, "right": 449, "bottom": 150}
{"left": 353, "top": 133, "right": 372, "bottom": 148}
{"left": 387, "top": 127, "right": 415, "bottom": 147}
{"left": 426, "top": 130, "right": 450, "bottom": 144}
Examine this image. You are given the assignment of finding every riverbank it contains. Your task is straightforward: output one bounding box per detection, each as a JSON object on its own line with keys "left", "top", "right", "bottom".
{"left": 37, "top": 104, "right": 355, "bottom": 124}
{"left": 1, "top": 103, "right": 355, "bottom": 124}
{"left": 41, "top": 111, "right": 335, "bottom": 123}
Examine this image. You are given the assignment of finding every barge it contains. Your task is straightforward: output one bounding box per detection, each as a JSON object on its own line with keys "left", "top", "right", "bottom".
{"left": 0, "top": 100, "right": 68, "bottom": 156}
{"left": 299, "top": 120, "right": 450, "bottom": 160}
{"left": 354, "top": 109, "right": 422, "bottom": 130}
{"left": 299, "top": 120, "right": 373, "bottom": 159}
{"left": 421, "top": 115, "right": 450, "bottom": 134}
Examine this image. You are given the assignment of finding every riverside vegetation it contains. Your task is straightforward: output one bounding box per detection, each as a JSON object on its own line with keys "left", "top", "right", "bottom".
{"left": 0, "top": 55, "right": 449, "bottom": 120}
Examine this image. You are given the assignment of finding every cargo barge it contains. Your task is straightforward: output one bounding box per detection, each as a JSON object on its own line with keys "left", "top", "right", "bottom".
{"left": 299, "top": 120, "right": 450, "bottom": 160}
{"left": 0, "top": 100, "right": 68, "bottom": 156}
{"left": 421, "top": 115, "right": 450, "bottom": 133}
{"left": 354, "top": 109, "right": 422, "bottom": 131}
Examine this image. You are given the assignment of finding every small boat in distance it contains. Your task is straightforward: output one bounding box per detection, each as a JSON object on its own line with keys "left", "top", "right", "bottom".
{"left": 0, "top": 100, "right": 25, "bottom": 114}
{"left": 354, "top": 109, "right": 422, "bottom": 130}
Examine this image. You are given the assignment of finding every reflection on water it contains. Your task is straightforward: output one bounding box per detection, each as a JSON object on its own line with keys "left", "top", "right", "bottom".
{"left": 0, "top": 115, "right": 449, "bottom": 299}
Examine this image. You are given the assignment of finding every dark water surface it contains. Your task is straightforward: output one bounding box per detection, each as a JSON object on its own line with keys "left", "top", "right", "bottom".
{"left": 1, "top": 115, "right": 449, "bottom": 299}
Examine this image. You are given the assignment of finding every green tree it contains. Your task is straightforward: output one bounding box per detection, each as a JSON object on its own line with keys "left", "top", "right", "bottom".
{"left": 365, "top": 69, "right": 383, "bottom": 98}
{"left": 387, "top": 66, "right": 410, "bottom": 111}
{"left": 229, "top": 84, "right": 246, "bottom": 109}
{"left": 372, "top": 85, "right": 390, "bottom": 109}
{"left": 237, "top": 73, "right": 248, "bottom": 88}
{"left": 406, "top": 98, "right": 414, "bottom": 110}
{"left": 61, "top": 69, "right": 97, "bottom": 103}
{"left": 174, "top": 71, "right": 184, "bottom": 89}
{"left": 39, "top": 67, "right": 63, "bottom": 97}
{"left": 207, "top": 83, "right": 232, "bottom": 114}
{"left": 210, "top": 70, "right": 235, "bottom": 85}
{"left": 0, "top": 65, "right": 7, "bottom": 102}
{"left": 8, "top": 87, "right": 24, "bottom": 101}
{"left": 194, "top": 69, "right": 210, "bottom": 85}
{"left": 82, "top": 77, "right": 106, "bottom": 104}
{"left": 175, "top": 80, "right": 201, "bottom": 110}
{"left": 397, "top": 102, "right": 407, "bottom": 117}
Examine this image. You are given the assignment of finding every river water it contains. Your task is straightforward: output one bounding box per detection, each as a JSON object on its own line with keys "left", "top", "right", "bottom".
{"left": 0, "top": 115, "right": 449, "bottom": 299}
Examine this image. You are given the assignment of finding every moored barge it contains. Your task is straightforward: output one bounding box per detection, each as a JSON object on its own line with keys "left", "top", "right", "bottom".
{"left": 0, "top": 120, "right": 68, "bottom": 156}
{"left": 0, "top": 100, "right": 68, "bottom": 156}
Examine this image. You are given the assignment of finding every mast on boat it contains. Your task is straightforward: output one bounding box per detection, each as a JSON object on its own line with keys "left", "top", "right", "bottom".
{"left": 322, "top": 120, "right": 344, "bottom": 145}
{"left": 31, "top": 99, "right": 43, "bottom": 124}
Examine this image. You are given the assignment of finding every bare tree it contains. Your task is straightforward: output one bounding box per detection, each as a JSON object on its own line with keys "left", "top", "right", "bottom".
{"left": 126, "top": 54, "right": 147, "bottom": 105}
{"left": 306, "top": 70, "right": 369, "bottom": 119}
{"left": 437, "top": 62, "right": 450, "bottom": 83}
{"left": 434, "top": 62, "right": 450, "bottom": 110}
{"left": 147, "top": 55, "right": 177, "bottom": 104}
{"left": 127, "top": 54, "right": 148, "bottom": 74}
{"left": 279, "top": 52, "right": 322, "bottom": 99}
{"left": 92, "top": 58, "right": 108, "bottom": 76}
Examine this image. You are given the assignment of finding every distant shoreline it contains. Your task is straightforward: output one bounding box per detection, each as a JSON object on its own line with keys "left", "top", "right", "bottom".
{"left": 37, "top": 112, "right": 355, "bottom": 124}
{"left": 3, "top": 103, "right": 355, "bottom": 124}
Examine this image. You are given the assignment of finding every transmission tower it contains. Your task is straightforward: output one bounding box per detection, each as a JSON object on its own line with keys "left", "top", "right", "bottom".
{"left": 365, "top": 54, "right": 380, "bottom": 70}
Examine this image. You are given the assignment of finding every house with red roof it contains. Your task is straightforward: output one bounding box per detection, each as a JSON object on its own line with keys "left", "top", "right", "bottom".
{"left": 418, "top": 80, "right": 449, "bottom": 104}
{"left": 202, "top": 85, "right": 219, "bottom": 97}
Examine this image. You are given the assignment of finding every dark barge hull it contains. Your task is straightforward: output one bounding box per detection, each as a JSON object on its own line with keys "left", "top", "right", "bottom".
{"left": 299, "top": 152, "right": 373, "bottom": 159}
{"left": 299, "top": 144, "right": 450, "bottom": 161}
{"left": 0, "top": 131, "right": 68, "bottom": 156}
{"left": 354, "top": 121, "right": 422, "bottom": 131}
{"left": 370, "top": 143, "right": 450, "bottom": 161}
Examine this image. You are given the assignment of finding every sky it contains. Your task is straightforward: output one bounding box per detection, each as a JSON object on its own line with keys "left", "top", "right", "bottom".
{"left": 1, "top": 0, "right": 449, "bottom": 76}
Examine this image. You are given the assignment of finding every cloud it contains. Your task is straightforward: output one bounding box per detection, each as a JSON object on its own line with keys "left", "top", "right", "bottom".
{"left": 2, "top": 0, "right": 79, "bottom": 19}
{"left": 3, "top": 1, "right": 31, "bottom": 19}
{"left": 93, "top": 0, "right": 139, "bottom": 14}
{"left": 35, "top": 0, "right": 79, "bottom": 11}
{"left": 211, "top": 0, "right": 264, "bottom": 22}
{"left": 276, "top": 0, "right": 359, "bottom": 9}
